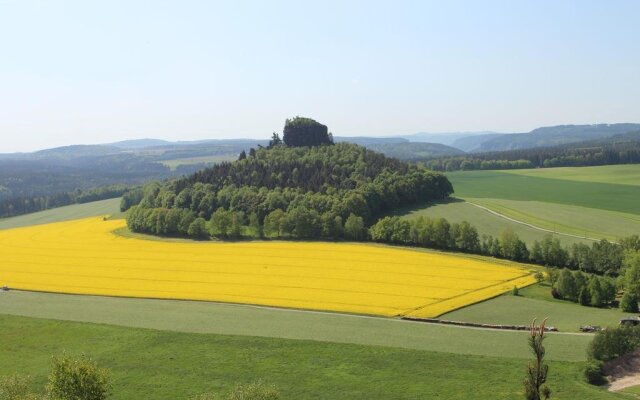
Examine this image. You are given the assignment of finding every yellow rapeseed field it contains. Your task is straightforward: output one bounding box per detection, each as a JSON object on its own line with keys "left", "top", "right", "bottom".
{"left": 0, "top": 217, "right": 536, "bottom": 317}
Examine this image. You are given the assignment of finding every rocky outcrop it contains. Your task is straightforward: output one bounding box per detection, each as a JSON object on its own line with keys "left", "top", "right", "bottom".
{"left": 283, "top": 117, "right": 332, "bottom": 147}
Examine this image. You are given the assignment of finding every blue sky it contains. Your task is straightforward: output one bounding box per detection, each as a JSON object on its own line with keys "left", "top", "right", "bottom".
{"left": 1, "top": 0, "right": 639, "bottom": 152}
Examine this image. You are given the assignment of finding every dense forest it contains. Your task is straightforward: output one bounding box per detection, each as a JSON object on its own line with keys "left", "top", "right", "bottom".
{"left": 0, "top": 156, "right": 170, "bottom": 201}
{"left": 125, "top": 137, "right": 453, "bottom": 240}
{"left": 425, "top": 131, "right": 640, "bottom": 171}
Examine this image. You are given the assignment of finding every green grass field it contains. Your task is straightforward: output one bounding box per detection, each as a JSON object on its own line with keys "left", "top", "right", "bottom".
{"left": 446, "top": 165, "right": 640, "bottom": 241}
{"left": 442, "top": 284, "right": 635, "bottom": 332}
{"left": 447, "top": 169, "right": 640, "bottom": 215}
{"left": 468, "top": 198, "right": 640, "bottom": 241}
{"left": 0, "top": 314, "right": 623, "bottom": 399}
{"left": 0, "top": 290, "right": 588, "bottom": 361}
{"left": 396, "top": 199, "right": 589, "bottom": 246}
{"left": 0, "top": 198, "right": 122, "bottom": 230}
{"left": 500, "top": 165, "right": 640, "bottom": 187}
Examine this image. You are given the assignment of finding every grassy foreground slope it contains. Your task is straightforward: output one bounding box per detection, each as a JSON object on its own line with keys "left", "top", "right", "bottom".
{"left": 0, "top": 290, "right": 590, "bottom": 361}
{"left": 0, "top": 314, "right": 622, "bottom": 399}
{"left": 0, "top": 198, "right": 121, "bottom": 230}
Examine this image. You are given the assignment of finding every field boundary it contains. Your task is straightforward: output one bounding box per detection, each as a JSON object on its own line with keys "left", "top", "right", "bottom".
{"left": 401, "top": 316, "right": 559, "bottom": 332}
{"left": 0, "top": 289, "right": 591, "bottom": 337}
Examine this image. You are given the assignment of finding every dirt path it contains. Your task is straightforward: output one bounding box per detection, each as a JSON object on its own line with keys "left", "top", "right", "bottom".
{"left": 467, "top": 201, "right": 600, "bottom": 242}
{"left": 605, "top": 350, "right": 640, "bottom": 392}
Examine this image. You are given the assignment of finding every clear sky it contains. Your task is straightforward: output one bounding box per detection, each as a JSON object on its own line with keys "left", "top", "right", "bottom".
{"left": 1, "top": 0, "right": 639, "bottom": 152}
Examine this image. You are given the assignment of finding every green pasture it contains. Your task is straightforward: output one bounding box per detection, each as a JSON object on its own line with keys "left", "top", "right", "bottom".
{"left": 0, "top": 314, "right": 623, "bottom": 399}
{"left": 0, "top": 198, "right": 122, "bottom": 230}
{"left": 500, "top": 164, "right": 640, "bottom": 187}
{"left": 396, "top": 199, "right": 589, "bottom": 246}
{"left": 0, "top": 290, "right": 586, "bottom": 361}
{"left": 468, "top": 198, "right": 640, "bottom": 241}
{"left": 447, "top": 170, "right": 640, "bottom": 215}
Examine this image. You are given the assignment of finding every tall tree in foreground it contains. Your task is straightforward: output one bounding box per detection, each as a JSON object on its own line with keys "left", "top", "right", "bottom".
{"left": 524, "top": 318, "right": 551, "bottom": 400}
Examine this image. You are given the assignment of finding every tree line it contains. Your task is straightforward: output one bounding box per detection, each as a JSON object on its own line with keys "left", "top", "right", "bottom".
{"left": 424, "top": 131, "right": 640, "bottom": 171}
{"left": 0, "top": 185, "right": 131, "bottom": 218}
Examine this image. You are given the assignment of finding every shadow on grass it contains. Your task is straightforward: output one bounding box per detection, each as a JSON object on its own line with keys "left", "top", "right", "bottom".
{"left": 388, "top": 197, "right": 465, "bottom": 217}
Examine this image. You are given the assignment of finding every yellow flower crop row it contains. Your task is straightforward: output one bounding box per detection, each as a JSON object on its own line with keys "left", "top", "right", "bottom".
{"left": 0, "top": 217, "right": 536, "bottom": 317}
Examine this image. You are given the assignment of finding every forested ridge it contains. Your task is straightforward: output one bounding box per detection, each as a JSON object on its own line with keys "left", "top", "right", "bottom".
{"left": 426, "top": 131, "right": 640, "bottom": 171}
{"left": 126, "top": 142, "right": 453, "bottom": 240}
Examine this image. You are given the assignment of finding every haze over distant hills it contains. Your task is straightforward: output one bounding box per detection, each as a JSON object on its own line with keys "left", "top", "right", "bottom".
{"left": 397, "top": 131, "right": 503, "bottom": 146}
{"left": 395, "top": 123, "right": 640, "bottom": 152}
{"left": 466, "top": 124, "right": 640, "bottom": 152}
{"left": 3, "top": 123, "right": 639, "bottom": 159}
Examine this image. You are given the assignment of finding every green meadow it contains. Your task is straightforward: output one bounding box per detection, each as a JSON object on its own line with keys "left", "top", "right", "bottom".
{"left": 443, "top": 165, "right": 640, "bottom": 241}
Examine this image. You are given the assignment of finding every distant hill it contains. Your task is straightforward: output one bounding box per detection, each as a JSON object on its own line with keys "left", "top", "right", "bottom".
{"left": 33, "top": 145, "right": 123, "bottom": 160}
{"left": 363, "top": 142, "right": 464, "bottom": 161}
{"left": 334, "top": 136, "right": 408, "bottom": 146}
{"left": 451, "top": 133, "right": 505, "bottom": 152}
{"left": 426, "top": 129, "right": 640, "bottom": 171}
{"left": 472, "top": 123, "right": 640, "bottom": 152}
{"left": 398, "top": 131, "right": 503, "bottom": 146}
{"left": 111, "top": 139, "right": 173, "bottom": 149}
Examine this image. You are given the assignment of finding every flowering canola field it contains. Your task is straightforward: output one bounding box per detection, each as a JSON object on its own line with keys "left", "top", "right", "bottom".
{"left": 0, "top": 217, "right": 536, "bottom": 317}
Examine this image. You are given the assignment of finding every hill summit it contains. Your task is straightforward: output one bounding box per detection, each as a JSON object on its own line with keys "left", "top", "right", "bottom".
{"left": 282, "top": 117, "right": 333, "bottom": 147}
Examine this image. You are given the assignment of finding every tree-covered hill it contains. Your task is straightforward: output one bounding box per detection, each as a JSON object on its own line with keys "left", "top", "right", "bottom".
{"left": 126, "top": 142, "right": 453, "bottom": 240}
{"left": 461, "top": 123, "right": 640, "bottom": 153}
{"left": 426, "top": 130, "right": 640, "bottom": 171}
{"left": 363, "top": 142, "right": 464, "bottom": 161}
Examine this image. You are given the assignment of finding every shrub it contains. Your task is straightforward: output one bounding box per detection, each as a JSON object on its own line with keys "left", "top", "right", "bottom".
{"left": 534, "top": 271, "right": 545, "bottom": 283}
{"left": 191, "top": 382, "right": 279, "bottom": 400}
{"left": 588, "top": 325, "right": 640, "bottom": 362}
{"left": 545, "top": 267, "right": 558, "bottom": 286}
{"left": 46, "top": 354, "right": 110, "bottom": 400}
{"left": 584, "top": 360, "right": 606, "bottom": 385}
{"left": 0, "top": 375, "right": 39, "bottom": 400}
{"left": 512, "top": 286, "right": 519, "bottom": 296}
{"left": 228, "top": 382, "right": 279, "bottom": 400}
{"left": 551, "top": 287, "right": 562, "bottom": 299}
{"left": 190, "top": 394, "right": 218, "bottom": 400}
